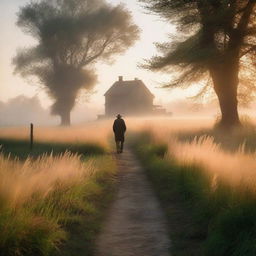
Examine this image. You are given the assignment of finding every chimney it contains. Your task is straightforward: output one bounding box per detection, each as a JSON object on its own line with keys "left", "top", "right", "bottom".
{"left": 118, "top": 76, "right": 123, "bottom": 82}
{"left": 134, "top": 78, "right": 138, "bottom": 80}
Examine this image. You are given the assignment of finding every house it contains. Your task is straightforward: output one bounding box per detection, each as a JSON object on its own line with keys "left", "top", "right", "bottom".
{"left": 102, "top": 76, "right": 166, "bottom": 117}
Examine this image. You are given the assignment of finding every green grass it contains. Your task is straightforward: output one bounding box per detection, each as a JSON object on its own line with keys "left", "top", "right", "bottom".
{"left": 53, "top": 156, "right": 117, "bottom": 256}
{"left": 129, "top": 131, "right": 256, "bottom": 256}
{"left": 0, "top": 138, "right": 105, "bottom": 160}
{"left": 0, "top": 155, "right": 117, "bottom": 256}
{"left": 0, "top": 136, "right": 117, "bottom": 256}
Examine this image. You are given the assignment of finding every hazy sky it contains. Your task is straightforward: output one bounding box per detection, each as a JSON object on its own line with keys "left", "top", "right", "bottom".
{"left": 0, "top": 0, "right": 196, "bottom": 115}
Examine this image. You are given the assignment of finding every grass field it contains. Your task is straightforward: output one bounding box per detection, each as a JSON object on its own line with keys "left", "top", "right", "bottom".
{"left": 2, "top": 118, "right": 256, "bottom": 256}
{"left": 0, "top": 121, "right": 112, "bottom": 147}
{"left": 0, "top": 123, "right": 117, "bottom": 256}
{"left": 129, "top": 120, "right": 256, "bottom": 256}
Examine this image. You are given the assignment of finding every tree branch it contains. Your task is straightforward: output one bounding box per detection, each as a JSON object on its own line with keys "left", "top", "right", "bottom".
{"left": 228, "top": 1, "right": 255, "bottom": 51}
{"left": 78, "top": 37, "right": 93, "bottom": 66}
{"left": 236, "top": 1, "right": 255, "bottom": 33}
{"left": 240, "top": 45, "right": 256, "bottom": 57}
{"left": 78, "top": 36, "right": 112, "bottom": 67}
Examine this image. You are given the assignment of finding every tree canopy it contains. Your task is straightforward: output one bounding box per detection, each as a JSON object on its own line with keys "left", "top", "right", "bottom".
{"left": 14, "top": 0, "right": 140, "bottom": 125}
{"left": 140, "top": 0, "right": 256, "bottom": 127}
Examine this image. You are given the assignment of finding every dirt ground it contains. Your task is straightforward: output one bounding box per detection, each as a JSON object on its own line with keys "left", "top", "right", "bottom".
{"left": 95, "top": 149, "right": 171, "bottom": 256}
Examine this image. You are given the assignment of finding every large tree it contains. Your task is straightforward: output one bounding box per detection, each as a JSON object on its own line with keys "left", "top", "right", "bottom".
{"left": 14, "top": 0, "right": 140, "bottom": 125}
{"left": 140, "top": 0, "right": 256, "bottom": 128}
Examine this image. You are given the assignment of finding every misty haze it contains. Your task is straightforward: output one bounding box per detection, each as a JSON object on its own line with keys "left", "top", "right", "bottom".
{"left": 1, "top": 1, "right": 256, "bottom": 256}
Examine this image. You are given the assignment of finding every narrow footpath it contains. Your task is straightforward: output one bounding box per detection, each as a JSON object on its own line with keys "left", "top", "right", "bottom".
{"left": 95, "top": 149, "right": 171, "bottom": 256}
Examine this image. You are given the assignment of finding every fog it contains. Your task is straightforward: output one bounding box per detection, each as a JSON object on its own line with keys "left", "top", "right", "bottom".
{"left": 1, "top": 94, "right": 256, "bottom": 127}
{"left": 166, "top": 99, "right": 219, "bottom": 118}
{"left": 13, "top": 0, "right": 139, "bottom": 125}
{"left": 0, "top": 95, "right": 99, "bottom": 126}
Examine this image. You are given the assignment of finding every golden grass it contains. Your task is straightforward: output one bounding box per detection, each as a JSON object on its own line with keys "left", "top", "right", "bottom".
{"left": 130, "top": 119, "right": 256, "bottom": 256}
{"left": 59, "top": 117, "right": 249, "bottom": 193}
{"left": 137, "top": 119, "right": 256, "bottom": 192}
{"left": 2, "top": 117, "right": 256, "bottom": 192}
{"left": 0, "top": 152, "right": 98, "bottom": 208}
{"left": 0, "top": 120, "right": 119, "bottom": 209}
{"left": 0, "top": 117, "right": 215, "bottom": 150}
{"left": 0, "top": 120, "right": 119, "bottom": 255}
{"left": 0, "top": 144, "right": 116, "bottom": 255}
{"left": 0, "top": 120, "right": 113, "bottom": 148}
{"left": 165, "top": 136, "right": 256, "bottom": 189}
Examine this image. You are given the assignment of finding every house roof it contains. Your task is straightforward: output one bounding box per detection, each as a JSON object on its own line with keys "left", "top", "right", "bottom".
{"left": 104, "top": 79, "right": 155, "bottom": 98}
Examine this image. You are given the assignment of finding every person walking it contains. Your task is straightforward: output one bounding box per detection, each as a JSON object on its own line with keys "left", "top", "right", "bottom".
{"left": 113, "top": 114, "right": 126, "bottom": 153}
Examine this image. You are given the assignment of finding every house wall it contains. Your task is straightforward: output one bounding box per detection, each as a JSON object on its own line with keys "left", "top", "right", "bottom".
{"left": 105, "top": 94, "right": 154, "bottom": 116}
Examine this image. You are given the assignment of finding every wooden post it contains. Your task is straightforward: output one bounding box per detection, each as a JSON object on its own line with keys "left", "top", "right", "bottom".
{"left": 30, "top": 123, "right": 34, "bottom": 150}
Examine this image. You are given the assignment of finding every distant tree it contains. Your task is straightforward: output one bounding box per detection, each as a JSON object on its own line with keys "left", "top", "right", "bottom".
{"left": 14, "top": 0, "right": 140, "bottom": 125}
{"left": 140, "top": 0, "right": 256, "bottom": 128}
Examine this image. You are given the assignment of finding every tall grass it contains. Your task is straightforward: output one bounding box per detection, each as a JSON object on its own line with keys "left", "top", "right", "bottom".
{"left": 0, "top": 152, "right": 117, "bottom": 256}
{"left": 149, "top": 131, "right": 256, "bottom": 193}
{"left": 3, "top": 118, "right": 256, "bottom": 255}
{"left": 0, "top": 152, "right": 94, "bottom": 207}
{"left": 130, "top": 127, "right": 256, "bottom": 256}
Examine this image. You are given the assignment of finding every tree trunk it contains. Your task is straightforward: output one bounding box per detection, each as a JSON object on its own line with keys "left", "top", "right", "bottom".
{"left": 210, "top": 62, "right": 241, "bottom": 129}
{"left": 215, "top": 87, "right": 240, "bottom": 128}
{"left": 60, "top": 109, "right": 71, "bottom": 126}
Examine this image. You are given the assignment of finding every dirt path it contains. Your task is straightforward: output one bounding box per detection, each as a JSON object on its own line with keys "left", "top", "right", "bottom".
{"left": 95, "top": 149, "right": 171, "bottom": 256}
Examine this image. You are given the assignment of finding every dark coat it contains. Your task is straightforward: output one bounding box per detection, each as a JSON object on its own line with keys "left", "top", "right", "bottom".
{"left": 113, "top": 118, "right": 126, "bottom": 142}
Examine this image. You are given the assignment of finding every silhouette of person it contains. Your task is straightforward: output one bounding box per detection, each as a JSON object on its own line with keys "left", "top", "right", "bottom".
{"left": 113, "top": 114, "right": 126, "bottom": 153}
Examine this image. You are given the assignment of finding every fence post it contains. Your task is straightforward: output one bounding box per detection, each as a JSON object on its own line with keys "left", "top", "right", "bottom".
{"left": 30, "top": 123, "right": 34, "bottom": 150}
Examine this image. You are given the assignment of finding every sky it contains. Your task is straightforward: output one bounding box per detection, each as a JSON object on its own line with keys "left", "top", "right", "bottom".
{"left": 0, "top": 0, "right": 199, "bottom": 120}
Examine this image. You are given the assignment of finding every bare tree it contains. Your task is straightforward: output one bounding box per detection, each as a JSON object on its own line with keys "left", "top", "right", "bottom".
{"left": 14, "top": 0, "right": 140, "bottom": 125}
{"left": 140, "top": 0, "right": 256, "bottom": 128}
